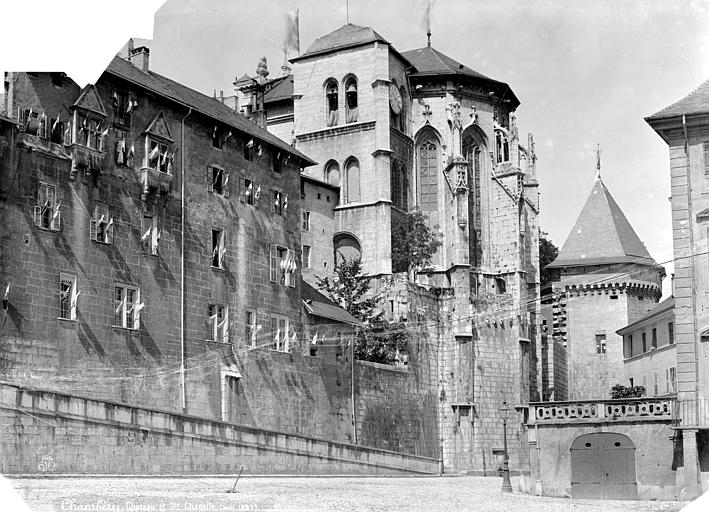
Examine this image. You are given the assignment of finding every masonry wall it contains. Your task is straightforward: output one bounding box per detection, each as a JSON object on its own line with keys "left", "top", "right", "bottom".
{"left": 0, "top": 382, "right": 438, "bottom": 475}
{"left": 301, "top": 178, "right": 337, "bottom": 286}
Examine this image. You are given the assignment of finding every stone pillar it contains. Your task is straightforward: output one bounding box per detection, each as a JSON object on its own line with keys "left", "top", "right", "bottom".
{"left": 681, "top": 429, "right": 701, "bottom": 499}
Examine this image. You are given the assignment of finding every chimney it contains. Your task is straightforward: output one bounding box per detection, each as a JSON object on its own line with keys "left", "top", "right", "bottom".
{"left": 129, "top": 46, "right": 150, "bottom": 73}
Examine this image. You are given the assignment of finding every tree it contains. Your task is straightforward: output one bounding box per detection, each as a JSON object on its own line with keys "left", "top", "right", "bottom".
{"left": 610, "top": 383, "right": 646, "bottom": 398}
{"left": 391, "top": 209, "right": 443, "bottom": 274}
{"left": 539, "top": 230, "right": 559, "bottom": 289}
{"left": 317, "top": 257, "right": 407, "bottom": 365}
{"left": 316, "top": 256, "right": 381, "bottom": 324}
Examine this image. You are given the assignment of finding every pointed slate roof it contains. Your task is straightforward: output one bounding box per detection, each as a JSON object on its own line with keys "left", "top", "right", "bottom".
{"left": 547, "top": 177, "right": 656, "bottom": 268}
{"left": 402, "top": 46, "right": 520, "bottom": 109}
{"left": 294, "top": 23, "right": 390, "bottom": 61}
{"left": 646, "top": 78, "right": 709, "bottom": 120}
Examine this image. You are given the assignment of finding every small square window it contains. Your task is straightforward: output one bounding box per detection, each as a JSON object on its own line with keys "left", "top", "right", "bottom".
{"left": 146, "top": 138, "right": 170, "bottom": 173}
{"left": 34, "top": 183, "right": 61, "bottom": 231}
{"left": 241, "top": 178, "right": 258, "bottom": 205}
{"left": 90, "top": 202, "right": 114, "bottom": 244}
{"left": 208, "top": 166, "right": 229, "bottom": 197}
{"left": 595, "top": 334, "right": 606, "bottom": 354}
{"left": 114, "top": 284, "right": 141, "bottom": 329}
{"left": 208, "top": 304, "right": 229, "bottom": 343}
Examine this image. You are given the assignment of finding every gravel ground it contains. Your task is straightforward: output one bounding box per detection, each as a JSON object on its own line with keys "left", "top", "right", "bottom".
{"left": 9, "top": 475, "right": 685, "bottom": 512}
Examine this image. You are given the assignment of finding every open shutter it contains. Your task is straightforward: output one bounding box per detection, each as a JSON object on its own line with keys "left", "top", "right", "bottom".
{"left": 51, "top": 208, "right": 61, "bottom": 231}
{"left": 108, "top": 218, "right": 115, "bottom": 244}
{"left": 270, "top": 190, "right": 276, "bottom": 213}
{"left": 239, "top": 178, "right": 246, "bottom": 203}
{"left": 34, "top": 205, "right": 42, "bottom": 227}
{"left": 269, "top": 244, "right": 276, "bottom": 282}
{"left": 223, "top": 171, "right": 230, "bottom": 198}
{"left": 207, "top": 166, "right": 213, "bottom": 193}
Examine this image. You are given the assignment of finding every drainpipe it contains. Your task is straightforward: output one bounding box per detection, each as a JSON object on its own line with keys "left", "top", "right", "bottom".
{"left": 180, "top": 106, "right": 192, "bottom": 412}
{"left": 682, "top": 114, "right": 700, "bottom": 426}
{"left": 351, "top": 333, "right": 357, "bottom": 444}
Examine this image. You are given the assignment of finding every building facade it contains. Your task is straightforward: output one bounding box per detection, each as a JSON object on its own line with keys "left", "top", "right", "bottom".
{"left": 619, "top": 297, "right": 677, "bottom": 397}
{"left": 646, "top": 78, "right": 709, "bottom": 497}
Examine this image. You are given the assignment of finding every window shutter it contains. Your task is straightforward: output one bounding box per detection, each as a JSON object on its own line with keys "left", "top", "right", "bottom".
{"left": 270, "top": 190, "right": 276, "bottom": 213}
{"left": 239, "top": 178, "right": 245, "bottom": 203}
{"left": 90, "top": 219, "right": 97, "bottom": 241}
{"left": 33, "top": 205, "right": 42, "bottom": 227}
{"left": 51, "top": 209, "right": 61, "bottom": 231}
{"left": 108, "top": 218, "right": 115, "bottom": 244}
{"left": 207, "top": 166, "right": 213, "bottom": 193}
{"left": 223, "top": 171, "right": 230, "bottom": 198}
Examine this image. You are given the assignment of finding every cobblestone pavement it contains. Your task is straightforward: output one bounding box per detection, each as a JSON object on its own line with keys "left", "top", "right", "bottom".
{"left": 10, "top": 475, "right": 684, "bottom": 512}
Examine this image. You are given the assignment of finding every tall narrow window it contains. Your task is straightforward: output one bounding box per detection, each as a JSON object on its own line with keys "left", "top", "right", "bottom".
{"left": 59, "top": 274, "right": 78, "bottom": 320}
{"left": 141, "top": 216, "right": 159, "bottom": 255}
{"left": 668, "top": 321, "right": 674, "bottom": 345}
{"left": 641, "top": 332, "right": 647, "bottom": 352}
{"left": 212, "top": 229, "right": 226, "bottom": 268}
{"left": 272, "top": 151, "right": 282, "bottom": 174}
{"left": 90, "top": 202, "right": 114, "bottom": 244}
{"left": 241, "top": 178, "right": 258, "bottom": 205}
{"left": 651, "top": 327, "right": 657, "bottom": 349}
{"left": 270, "top": 244, "right": 295, "bottom": 287}
{"left": 246, "top": 310, "right": 257, "bottom": 348}
{"left": 302, "top": 245, "right": 311, "bottom": 269}
{"left": 302, "top": 211, "right": 311, "bottom": 231}
{"left": 653, "top": 372, "right": 659, "bottom": 396}
{"left": 595, "top": 334, "right": 607, "bottom": 354}
{"left": 669, "top": 367, "right": 676, "bottom": 393}
{"left": 325, "top": 79, "right": 339, "bottom": 127}
{"left": 271, "top": 189, "right": 287, "bottom": 216}
{"left": 345, "top": 77, "right": 358, "bottom": 123}
{"left": 34, "top": 183, "right": 61, "bottom": 231}
{"left": 344, "top": 158, "right": 361, "bottom": 203}
{"left": 207, "top": 304, "right": 229, "bottom": 343}
{"left": 243, "top": 139, "right": 254, "bottom": 161}
{"left": 418, "top": 137, "right": 438, "bottom": 222}
{"left": 114, "top": 284, "right": 141, "bottom": 329}
{"left": 208, "top": 166, "right": 229, "bottom": 197}
{"left": 704, "top": 143, "right": 709, "bottom": 175}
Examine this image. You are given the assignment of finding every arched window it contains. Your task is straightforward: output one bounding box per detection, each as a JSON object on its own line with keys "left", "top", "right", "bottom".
{"left": 344, "top": 76, "right": 358, "bottom": 123}
{"left": 495, "top": 129, "right": 509, "bottom": 163}
{"left": 344, "top": 157, "right": 361, "bottom": 204}
{"left": 334, "top": 232, "right": 361, "bottom": 265}
{"left": 325, "top": 78, "right": 339, "bottom": 127}
{"left": 324, "top": 160, "right": 340, "bottom": 186}
{"left": 417, "top": 135, "right": 438, "bottom": 225}
{"left": 463, "top": 125, "right": 487, "bottom": 268}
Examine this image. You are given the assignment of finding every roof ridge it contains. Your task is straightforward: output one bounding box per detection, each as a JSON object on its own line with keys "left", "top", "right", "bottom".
{"left": 647, "top": 77, "right": 709, "bottom": 119}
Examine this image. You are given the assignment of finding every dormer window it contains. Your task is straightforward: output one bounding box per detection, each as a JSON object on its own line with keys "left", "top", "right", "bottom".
{"left": 325, "top": 78, "right": 339, "bottom": 127}
{"left": 345, "top": 77, "right": 358, "bottom": 123}
{"left": 146, "top": 138, "right": 170, "bottom": 173}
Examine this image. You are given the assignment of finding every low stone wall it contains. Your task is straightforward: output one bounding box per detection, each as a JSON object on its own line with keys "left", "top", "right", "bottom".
{"left": 0, "top": 382, "right": 439, "bottom": 476}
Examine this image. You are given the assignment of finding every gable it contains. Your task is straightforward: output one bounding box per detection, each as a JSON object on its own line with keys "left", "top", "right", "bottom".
{"left": 143, "top": 112, "right": 174, "bottom": 142}
{"left": 71, "top": 85, "right": 107, "bottom": 117}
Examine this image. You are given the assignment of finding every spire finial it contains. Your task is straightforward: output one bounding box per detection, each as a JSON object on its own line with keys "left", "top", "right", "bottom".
{"left": 595, "top": 144, "right": 601, "bottom": 180}
{"left": 427, "top": 30, "right": 431, "bottom": 47}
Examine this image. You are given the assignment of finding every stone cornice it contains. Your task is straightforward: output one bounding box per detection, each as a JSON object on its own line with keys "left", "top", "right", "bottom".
{"left": 296, "top": 120, "right": 375, "bottom": 143}
{"left": 560, "top": 281, "right": 662, "bottom": 298}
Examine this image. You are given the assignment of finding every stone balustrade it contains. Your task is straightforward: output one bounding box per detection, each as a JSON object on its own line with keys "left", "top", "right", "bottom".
{"left": 528, "top": 397, "right": 676, "bottom": 425}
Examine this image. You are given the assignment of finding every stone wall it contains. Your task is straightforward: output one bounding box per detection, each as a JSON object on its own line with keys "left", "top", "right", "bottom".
{"left": 0, "top": 382, "right": 438, "bottom": 475}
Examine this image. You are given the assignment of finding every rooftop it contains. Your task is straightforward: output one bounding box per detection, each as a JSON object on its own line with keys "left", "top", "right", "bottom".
{"left": 547, "top": 176, "right": 657, "bottom": 269}
{"left": 301, "top": 281, "right": 361, "bottom": 326}
{"left": 646, "top": 78, "right": 709, "bottom": 120}
{"left": 294, "top": 24, "right": 390, "bottom": 61}
{"left": 105, "top": 56, "right": 315, "bottom": 166}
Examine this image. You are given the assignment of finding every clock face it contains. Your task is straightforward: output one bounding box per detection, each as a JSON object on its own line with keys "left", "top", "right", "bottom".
{"left": 389, "top": 83, "right": 403, "bottom": 115}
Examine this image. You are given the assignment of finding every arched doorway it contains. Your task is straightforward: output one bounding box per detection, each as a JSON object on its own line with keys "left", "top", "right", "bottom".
{"left": 334, "top": 232, "right": 361, "bottom": 265}
{"left": 570, "top": 432, "right": 637, "bottom": 500}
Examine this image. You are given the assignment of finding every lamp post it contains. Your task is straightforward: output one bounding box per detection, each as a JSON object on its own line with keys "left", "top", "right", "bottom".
{"left": 499, "top": 400, "right": 513, "bottom": 493}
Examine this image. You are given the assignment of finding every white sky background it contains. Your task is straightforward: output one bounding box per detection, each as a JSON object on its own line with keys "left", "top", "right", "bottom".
{"left": 3, "top": 0, "right": 709, "bottom": 298}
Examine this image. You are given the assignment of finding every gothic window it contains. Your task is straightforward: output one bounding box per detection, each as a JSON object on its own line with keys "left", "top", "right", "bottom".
{"left": 324, "top": 160, "right": 340, "bottom": 186}
{"left": 325, "top": 78, "right": 339, "bottom": 127}
{"left": 344, "top": 157, "right": 361, "bottom": 203}
{"left": 495, "top": 129, "right": 509, "bottom": 164}
{"left": 399, "top": 86, "right": 407, "bottom": 131}
{"left": 344, "top": 76, "right": 358, "bottom": 123}
{"left": 391, "top": 159, "right": 408, "bottom": 210}
{"left": 418, "top": 137, "right": 438, "bottom": 218}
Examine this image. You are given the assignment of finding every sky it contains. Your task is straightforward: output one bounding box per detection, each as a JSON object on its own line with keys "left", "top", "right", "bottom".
{"left": 4, "top": 0, "right": 709, "bottom": 298}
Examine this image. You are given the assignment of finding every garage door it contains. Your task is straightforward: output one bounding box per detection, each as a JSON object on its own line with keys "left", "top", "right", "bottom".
{"left": 570, "top": 433, "right": 637, "bottom": 500}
